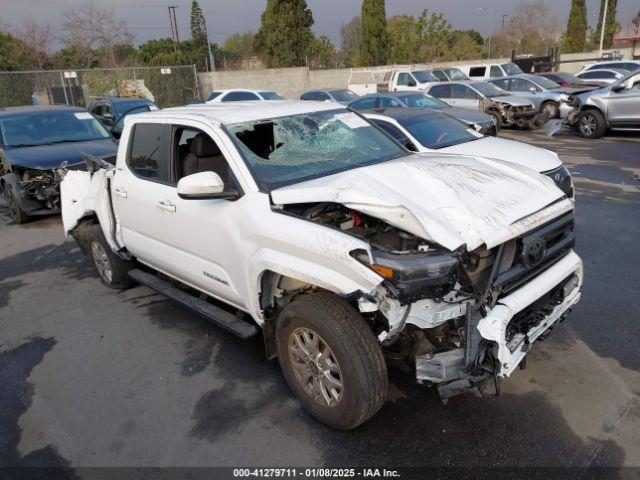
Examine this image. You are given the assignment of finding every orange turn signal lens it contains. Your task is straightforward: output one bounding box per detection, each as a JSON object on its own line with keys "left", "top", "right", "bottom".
{"left": 370, "top": 264, "right": 394, "bottom": 279}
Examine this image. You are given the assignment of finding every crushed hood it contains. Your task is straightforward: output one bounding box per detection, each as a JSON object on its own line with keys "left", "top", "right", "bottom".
{"left": 271, "top": 153, "right": 572, "bottom": 252}
{"left": 492, "top": 95, "right": 534, "bottom": 107}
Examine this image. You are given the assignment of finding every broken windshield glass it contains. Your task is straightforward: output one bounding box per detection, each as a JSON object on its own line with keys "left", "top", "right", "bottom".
{"left": 225, "top": 109, "right": 406, "bottom": 191}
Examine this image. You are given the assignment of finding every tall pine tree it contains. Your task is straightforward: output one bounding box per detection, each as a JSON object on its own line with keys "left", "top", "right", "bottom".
{"left": 594, "top": 0, "right": 618, "bottom": 49}
{"left": 359, "top": 0, "right": 389, "bottom": 66}
{"left": 254, "top": 0, "right": 314, "bottom": 68}
{"left": 565, "top": 0, "right": 587, "bottom": 52}
{"left": 190, "top": 0, "right": 207, "bottom": 48}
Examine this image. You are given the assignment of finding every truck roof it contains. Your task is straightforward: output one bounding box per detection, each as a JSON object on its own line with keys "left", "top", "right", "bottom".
{"left": 138, "top": 100, "right": 343, "bottom": 125}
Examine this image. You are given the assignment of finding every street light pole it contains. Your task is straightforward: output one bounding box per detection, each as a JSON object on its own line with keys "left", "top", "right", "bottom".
{"left": 479, "top": 7, "right": 493, "bottom": 60}
{"left": 598, "top": 0, "right": 610, "bottom": 55}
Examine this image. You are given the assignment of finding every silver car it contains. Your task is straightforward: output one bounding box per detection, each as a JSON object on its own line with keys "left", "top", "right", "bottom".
{"left": 424, "top": 81, "right": 540, "bottom": 129}
{"left": 299, "top": 89, "right": 359, "bottom": 105}
{"left": 487, "top": 74, "right": 574, "bottom": 119}
{"left": 563, "top": 70, "right": 640, "bottom": 138}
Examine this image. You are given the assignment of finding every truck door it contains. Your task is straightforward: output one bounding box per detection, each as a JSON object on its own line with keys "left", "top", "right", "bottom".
{"left": 394, "top": 72, "right": 417, "bottom": 92}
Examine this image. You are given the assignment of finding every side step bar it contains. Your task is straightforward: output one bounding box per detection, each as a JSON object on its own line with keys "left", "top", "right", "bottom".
{"left": 128, "top": 269, "right": 258, "bottom": 339}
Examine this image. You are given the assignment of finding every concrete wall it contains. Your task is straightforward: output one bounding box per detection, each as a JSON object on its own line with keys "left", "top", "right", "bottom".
{"left": 197, "top": 49, "right": 633, "bottom": 99}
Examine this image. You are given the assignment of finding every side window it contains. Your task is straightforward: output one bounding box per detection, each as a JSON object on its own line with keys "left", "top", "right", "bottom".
{"left": 511, "top": 78, "right": 534, "bottom": 91}
{"left": 300, "top": 92, "right": 315, "bottom": 100}
{"left": 222, "top": 91, "right": 260, "bottom": 102}
{"left": 128, "top": 123, "right": 165, "bottom": 181}
{"left": 349, "top": 97, "right": 377, "bottom": 111}
{"left": 469, "top": 66, "right": 486, "bottom": 77}
{"left": 172, "top": 126, "right": 237, "bottom": 189}
{"left": 432, "top": 71, "right": 448, "bottom": 81}
{"left": 490, "top": 66, "right": 503, "bottom": 77}
{"left": 379, "top": 97, "right": 401, "bottom": 107}
{"left": 318, "top": 92, "right": 331, "bottom": 101}
{"left": 428, "top": 84, "right": 451, "bottom": 98}
{"left": 491, "top": 79, "right": 510, "bottom": 90}
{"left": 598, "top": 71, "right": 615, "bottom": 79}
{"left": 103, "top": 104, "right": 113, "bottom": 116}
{"left": 451, "top": 84, "right": 478, "bottom": 99}
{"left": 397, "top": 73, "right": 410, "bottom": 86}
{"left": 92, "top": 104, "right": 103, "bottom": 116}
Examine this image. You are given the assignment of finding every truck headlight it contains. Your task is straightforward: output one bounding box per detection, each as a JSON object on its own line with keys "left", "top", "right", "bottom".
{"left": 355, "top": 249, "right": 459, "bottom": 303}
{"left": 545, "top": 165, "right": 574, "bottom": 198}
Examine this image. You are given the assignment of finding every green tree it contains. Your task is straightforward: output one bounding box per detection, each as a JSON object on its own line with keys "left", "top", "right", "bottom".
{"left": 190, "top": 0, "right": 208, "bottom": 48}
{"left": 224, "top": 32, "right": 255, "bottom": 59}
{"left": 254, "top": 0, "right": 315, "bottom": 68}
{"left": 51, "top": 43, "right": 97, "bottom": 69}
{"left": 0, "top": 32, "right": 33, "bottom": 70}
{"left": 594, "top": 0, "right": 619, "bottom": 49}
{"left": 308, "top": 35, "right": 336, "bottom": 68}
{"left": 359, "top": 0, "right": 388, "bottom": 66}
{"left": 565, "top": 0, "right": 587, "bottom": 52}
{"left": 339, "top": 16, "right": 361, "bottom": 66}
{"left": 387, "top": 15, "right": 419, "bottom": 64}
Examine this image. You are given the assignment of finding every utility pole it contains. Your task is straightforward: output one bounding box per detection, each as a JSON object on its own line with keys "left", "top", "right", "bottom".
{"left": 206, "top": 22, "right": 215, "bottom": 71}
{"left": 501, "top": 14, "right": 509, "bottom": 34}
{"left": 168, "top": 5, "right": 180, "bottom": 51}
{"left": 479, "top": 7, "right": 493, "bottom": 60}
{"left": 501, "top": 15, "right": 509, "bottom": 57}
{"left": 598, "top": 0, "right": 610, "bottom": 55}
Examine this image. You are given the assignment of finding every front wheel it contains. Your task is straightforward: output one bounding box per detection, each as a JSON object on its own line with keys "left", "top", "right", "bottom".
{"left": 541, "top": 101, "right": 559, "bottom": 119}
{"left": 486, "top": 110, "right": 503, "bottom": 131}
{"left": 577, "top": 109, "right": 607, "bottom": 139}
{"left": 276, "top": 293, "right": 388, "bottom": 430}
{"left": 6, "top": 184, "right": 29, "bottom": 225}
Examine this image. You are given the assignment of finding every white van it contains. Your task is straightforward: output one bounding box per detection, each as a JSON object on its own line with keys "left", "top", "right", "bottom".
{"left": 458, "top": 62, "right": 524, "bottom": 80}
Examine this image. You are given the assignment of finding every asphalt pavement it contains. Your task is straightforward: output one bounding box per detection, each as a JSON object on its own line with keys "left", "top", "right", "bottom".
{"left": 1, "top": 128, "right": 639, "bottom": 476}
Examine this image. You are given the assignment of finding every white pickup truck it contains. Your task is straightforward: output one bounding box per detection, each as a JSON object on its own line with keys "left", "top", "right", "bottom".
{"left": 348, "top": 69, "right": 440, "bottom": 95}
{"left": 60, "top": 101, "right": 583, "bottom": 430}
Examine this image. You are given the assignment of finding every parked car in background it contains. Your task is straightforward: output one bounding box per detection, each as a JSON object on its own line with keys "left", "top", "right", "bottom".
{"left": 362, "top": 108, "right": 572, "bottom": 197}
{"left": 348, "top": 92, "right": 497, "bottom": 135}
{"left": 457, "top": 62, "right": 524, "bottom": 80}
{"left": 561, "top": 70, "right": 640, "bottom": 138}
{"left": 60, "top": 101, "right": 582, "bottom": 429}
{"left": 424, "top": 81, "right": 540, "bottom": 129}
{"left": 89, "top": 97, "right": 159, "bottom": 138}
{"left": 206, "top": 89, "right": 285, "bottom": 103}
{"left": 576, "top": 69, "right": 627, "bottom": 85}
{"left": 347, "top": 69, "right": 440, "bottom": 95}
{"left": 576, "top": 60, "right": 640, "bottom": 75}
{"left": 535, "top": 71, "right": 607, "bottom": 89}
{"left": 486, "top": 74, "right": 573, "bottom": 119}
{"left": 299, "top": 89, "right": 359, "bottom": 105}
{"left": 0, "top": 106, "right": 118, "bottom": 224}
{"left": 430, "top": 67, "right": 470, "bottom": 81}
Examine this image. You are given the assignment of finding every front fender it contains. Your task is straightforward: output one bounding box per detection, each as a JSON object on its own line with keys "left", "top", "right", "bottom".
{"left": 2, "top": 172, "right": 43, "bottom": 213}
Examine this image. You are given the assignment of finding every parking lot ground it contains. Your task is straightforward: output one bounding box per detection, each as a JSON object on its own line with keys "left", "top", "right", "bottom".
{"left": 1, "top": 129, "right": 640, "bottom": 473}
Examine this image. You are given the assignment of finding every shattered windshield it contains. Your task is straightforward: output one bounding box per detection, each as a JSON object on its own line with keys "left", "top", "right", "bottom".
{"left": 226, "top": 109, "right": 407, "bottom": 191}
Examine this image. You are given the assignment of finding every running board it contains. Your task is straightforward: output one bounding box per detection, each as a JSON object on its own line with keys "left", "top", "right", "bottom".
{"left": 128, "top": 269, "right": 258, "bottom": 339}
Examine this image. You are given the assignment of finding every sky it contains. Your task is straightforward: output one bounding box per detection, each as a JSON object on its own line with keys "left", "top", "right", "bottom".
{"left": 2, "top": 0, "right": 639, "bottom": 48}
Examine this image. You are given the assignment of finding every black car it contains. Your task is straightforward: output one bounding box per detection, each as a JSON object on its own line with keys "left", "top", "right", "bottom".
{"left": 89, "top": 97, "right": 159, "bottom": 138}
{"left": 348, "top": 91, "right": 498, "bottom": 135}
{"left": 0, "top": 106, "right": 118, "bottom": 224}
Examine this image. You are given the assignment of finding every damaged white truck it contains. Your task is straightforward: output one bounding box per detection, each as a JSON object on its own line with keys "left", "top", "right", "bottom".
{"left": 60, "top": 101, "right": 583, "bottom": 430}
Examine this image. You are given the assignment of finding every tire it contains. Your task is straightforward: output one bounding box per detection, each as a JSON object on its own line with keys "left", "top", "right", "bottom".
{"left": 541, "top": 101, "right": 559, "bottom": 119}
{"left": 486, "top": 110, "right": 503, "bottom": 131}
{"left": 577, "top": 109, "right": 607, "bottom": 139}
{"left": 5, "top": 184, "right": 29, "bottom": 225}
{"left": 276, "top": 292, "right": 388, "bottom": 430}
{"left": 86, "top": 225, "right": 135, "bottom": 289}
{"left": 528, "top": 112, "right": 549, "bottom": 130}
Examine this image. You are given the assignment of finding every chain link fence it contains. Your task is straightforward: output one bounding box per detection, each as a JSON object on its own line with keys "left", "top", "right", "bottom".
{"left": 0, "top": 65, "right": 200, "bottom": 109}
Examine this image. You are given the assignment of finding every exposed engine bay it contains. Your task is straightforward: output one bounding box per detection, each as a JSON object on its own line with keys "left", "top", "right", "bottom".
{"left": 281, "top": 201, "right": 582, "bottom": 402}
{"left": 480, "top": 98, "right": 542, "bottom": 128}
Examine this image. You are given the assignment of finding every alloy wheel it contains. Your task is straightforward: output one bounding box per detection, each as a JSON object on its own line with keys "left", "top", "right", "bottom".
{"left": 288, "top": 327, "right": 343, "bottom": 407}
{"left": 91, "top": 240, "right": 113, "bottom": 284}
{"left": 579, "top": 114, "right": 596, "bottom": 136}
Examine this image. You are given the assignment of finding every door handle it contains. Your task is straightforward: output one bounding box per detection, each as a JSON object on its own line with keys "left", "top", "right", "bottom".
{"left": 113, "top": 187, "right": 127, "bottom": 198}
{"left": 156, "top": 200, "right": 176, "bottom": 213}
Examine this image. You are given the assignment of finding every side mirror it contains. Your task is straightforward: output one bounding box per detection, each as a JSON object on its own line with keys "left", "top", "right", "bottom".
{"left": 529, "top": 87, "right": 538, "bottom": 93}
{"left": 177, "top": 171, "right": 238, "bottom": 200}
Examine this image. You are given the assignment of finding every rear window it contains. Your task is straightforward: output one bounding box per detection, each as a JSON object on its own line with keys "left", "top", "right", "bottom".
{"left": 260, "top": 92, "right": 285, "bottom": 100}
{"left": 128, "top": 123, "right": 164, "bottom": 181}
{"left": 222, "top": 91, "right": 260, "bottom": 102}
{"left": 207, "top": 91, "right": 223, "bottom": 101}
{"left": 469, "top": 67, "right": 486, "bottom": 77}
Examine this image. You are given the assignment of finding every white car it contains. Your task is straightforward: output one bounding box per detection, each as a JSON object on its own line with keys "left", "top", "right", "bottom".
{"left": 576, "top": 60, "right": 640, "bottom": 75}
{"left": 457, "top": 62, "right": 524, "bottom": 80}
{"left": 206, "top": 89, "right": 285, "bottom": 103}
{"left": 60, "top": 101, "right": 583, "bottom": 429}
{"left": 576, "top": 69, "right": 628, "bottom": 85}
{"left": 362, "top": 107, "right": 573, "bottom": 198}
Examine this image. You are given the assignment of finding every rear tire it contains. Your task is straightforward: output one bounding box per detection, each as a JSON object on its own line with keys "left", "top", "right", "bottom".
{"left": 87, "top": 225, "right": 135, "bottom": 289}
{"left": 6, "top": 184, "right": 29, "bottom": 225}
{"left": 577, "top": 109, "right": 607, "bottom": 139}
{"left": 276, "top": 292, "right": 388, "bottom": 430}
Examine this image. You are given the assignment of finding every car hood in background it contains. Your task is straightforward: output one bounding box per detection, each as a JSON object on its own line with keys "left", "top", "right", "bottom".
{"left": 492, "top": 95, "right": 534, "bottom": 107}
{"left": 441, "top": 137, "right": 562, "bottom": 172}
{"left": 442, "top": 107, "right": 493, "bottom": 125}
{"left": 271, "top": 153, "right": 570, "bottom": 252}
{"left": 3, "top": 139, "right": 118, "bottom": 169}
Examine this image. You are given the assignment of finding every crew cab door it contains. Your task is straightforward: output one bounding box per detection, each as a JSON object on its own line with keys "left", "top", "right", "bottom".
{"left": 392, "top": 72, "right": 418, "bottom": 92}
{"left": 114, "top": 119, "right": 247, "bottom": 309}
